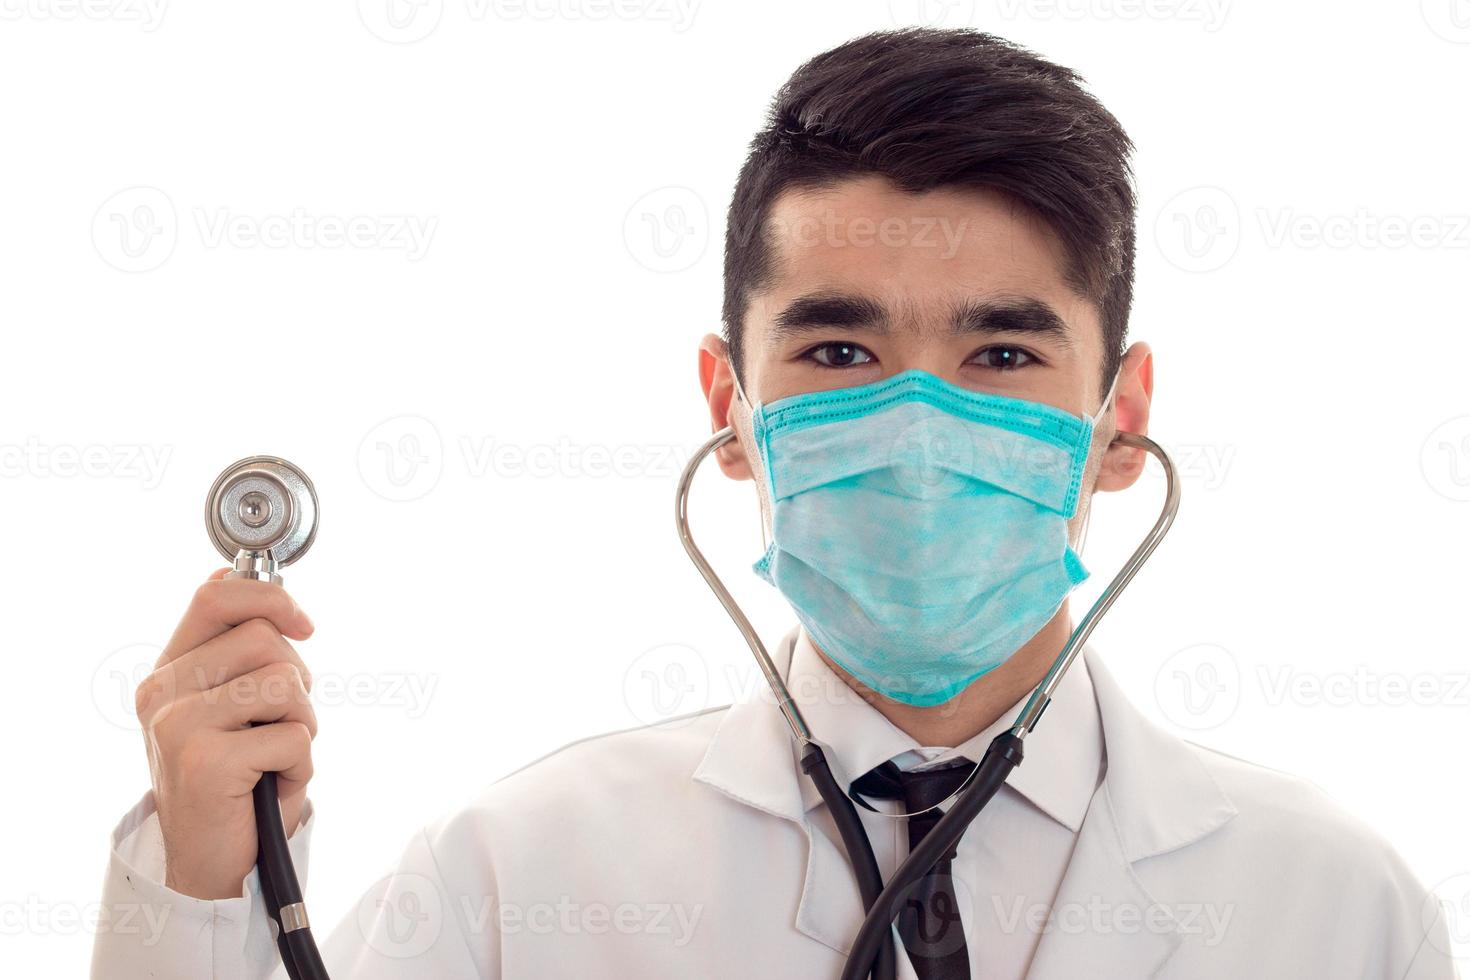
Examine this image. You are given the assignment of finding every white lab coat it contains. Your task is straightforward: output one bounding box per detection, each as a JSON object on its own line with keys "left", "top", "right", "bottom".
{"left": 92, "top": 633, "right": 1459, "bottom": 979}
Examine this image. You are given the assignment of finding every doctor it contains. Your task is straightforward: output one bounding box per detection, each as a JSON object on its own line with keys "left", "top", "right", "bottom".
{"left": 93, "top": 27, "right": 1456, "bottom": 980}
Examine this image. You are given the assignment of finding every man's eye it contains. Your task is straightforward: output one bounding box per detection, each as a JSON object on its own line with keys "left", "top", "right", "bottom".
{"left": 973, "top": 345, "right": 1037, "bottom": 370}
{"left": 805, "top": 342, "right": 875, "bottom": 368}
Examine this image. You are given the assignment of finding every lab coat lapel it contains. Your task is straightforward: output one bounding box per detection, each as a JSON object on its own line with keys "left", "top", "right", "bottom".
{"left": 691, "top": 629, "right": 870, "bottom": 957}
{"left": 1026, "top": 649, "right": 1238, "bottom": 980}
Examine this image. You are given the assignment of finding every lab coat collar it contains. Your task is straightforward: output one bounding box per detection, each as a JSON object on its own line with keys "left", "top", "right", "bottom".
{"left": 691, "top": 626, "right": 1239, "bottom": 967}
{"left": 785, "top": 627, "right": 1101, "bottom": 835}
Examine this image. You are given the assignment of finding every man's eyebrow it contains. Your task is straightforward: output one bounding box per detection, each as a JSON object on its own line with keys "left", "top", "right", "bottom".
{"left": 952, "top": 297, "right": 1076, "bottom": 348}
{"left": 770, "top": 293, "right": 888, "bottom": 340}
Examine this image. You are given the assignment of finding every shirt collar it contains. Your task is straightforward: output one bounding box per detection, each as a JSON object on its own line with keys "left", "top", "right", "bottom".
{"left": 788, "top": 627, "right": 1104, "bottom": 833}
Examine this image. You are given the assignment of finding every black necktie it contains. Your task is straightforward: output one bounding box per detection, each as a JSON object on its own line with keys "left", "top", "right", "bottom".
{"left": 852, "top": 758, "right": 975, "bottom": 980}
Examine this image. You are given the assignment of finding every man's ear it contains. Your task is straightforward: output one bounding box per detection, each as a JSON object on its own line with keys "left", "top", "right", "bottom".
{"left": 698, "top": 333, "right": 754, "bottom": 480}
{"left": 1095, "top": 342, "right": 1155, "bottom": 493}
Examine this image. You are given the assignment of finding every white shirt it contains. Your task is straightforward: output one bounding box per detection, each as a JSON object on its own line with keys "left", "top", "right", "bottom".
{"left": 787, "top": 628, "right": 1104, "bottom": 978}
{"left": 91, "top": 630, "right": 1459, "bottom": 979}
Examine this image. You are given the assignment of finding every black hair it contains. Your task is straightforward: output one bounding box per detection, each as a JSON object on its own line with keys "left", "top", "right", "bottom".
{"left": 721, "top": 27, "right": 1137, "bottom": 390}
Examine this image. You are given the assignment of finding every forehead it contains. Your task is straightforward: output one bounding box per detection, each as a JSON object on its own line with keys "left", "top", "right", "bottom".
{"left": 756, "top": 176, "right": 1099, "bottom": 342}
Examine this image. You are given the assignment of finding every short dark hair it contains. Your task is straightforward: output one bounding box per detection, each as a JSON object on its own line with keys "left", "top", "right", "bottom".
{"left": 721, "top": 28, "right": 1137, "bottom": 392}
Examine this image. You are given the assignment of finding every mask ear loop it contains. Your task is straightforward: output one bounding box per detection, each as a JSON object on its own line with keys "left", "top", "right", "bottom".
{"left": 729, "top": 368, "right": 773, "bottom": 554}
{"left": 1075, "top": 366, "right": 1123, "bottom": 559}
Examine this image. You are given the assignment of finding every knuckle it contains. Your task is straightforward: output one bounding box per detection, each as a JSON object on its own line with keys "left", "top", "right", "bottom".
{"left": 191, "top": 580, "right": 224, "bottom": 619}
{"left": 259, "top": 587, "right": 295, "bottom": 626}
{"left": 239, "top": 616, "right": 279, "bottom": 646}
{"left": 282, "top": 721, "right": 314, "bottom": 754}
{"left": 133, "top": 672, "right": 165, "bottom": 721}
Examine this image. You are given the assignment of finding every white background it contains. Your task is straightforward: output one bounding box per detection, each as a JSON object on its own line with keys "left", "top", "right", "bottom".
{"left": 3, "top": 0, "right": 1469, "bottom": 974}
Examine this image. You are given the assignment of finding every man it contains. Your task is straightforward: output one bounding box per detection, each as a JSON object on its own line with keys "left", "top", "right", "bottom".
{"left": 93, "top": 27, "right": 1456, "bottom": 979}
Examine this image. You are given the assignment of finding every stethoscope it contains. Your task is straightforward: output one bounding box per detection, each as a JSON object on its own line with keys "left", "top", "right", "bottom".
{"left": 674, "top": 426, "right": 1181, "bottom": 980}
{"left": 199, "top": 420, "right": 1176, "bottom": 980}
{"left": 204, "top": 456, "right": 330, "bottom": 980}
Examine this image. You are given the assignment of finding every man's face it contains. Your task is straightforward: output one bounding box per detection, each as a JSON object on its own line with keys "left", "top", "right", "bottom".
{"left": 699, "top": 174, "right": 1151, "bottom": 538}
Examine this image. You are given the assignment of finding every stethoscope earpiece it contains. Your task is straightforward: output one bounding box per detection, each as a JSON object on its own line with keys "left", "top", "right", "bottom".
{"left": 205, "top": 455, "right": 319, "bottom": 584}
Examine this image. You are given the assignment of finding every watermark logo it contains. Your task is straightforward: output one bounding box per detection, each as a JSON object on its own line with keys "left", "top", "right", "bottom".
{"left": 357, "top": 0, "right": 444, "bottom": 42}
{"left": 623, "top": 186, "right": 707, "bottom": 273}
{"left": 358, "top": 872, "right": 443, "bottom": 958}
{"left": 889, "top": 412, "right": 976, "bottom": 498}
{"left": 1154, "top": 642, "right": 1240, "bottom": 730}
{"left": 621, "top": 642, "right": 710, "bottom": 726}
{"left": 93, "top": 642, "right": 166, "bottom": 731}
{"left": 888, "top": 0, "right": 977, "bottom": 26}
{"left": 1422, "top": 0, "right": 1470, "bottom": 43}
{"left": 1421, "top": 416, "right": 1470, "bottom": 502}
{"left": 93, "top": 186, "right": 177, "bottom": 273}
{"left": 1154, "top": 186, "right": 1240, "bottom": 273}
{"left": 1424, "top": 873, "right": 1470, "bottom": 959}
{"left": 358, "top": 415, "right": 445, "bottom": 502}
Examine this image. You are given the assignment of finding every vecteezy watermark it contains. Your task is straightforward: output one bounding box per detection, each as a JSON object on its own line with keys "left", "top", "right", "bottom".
{"left": 358, "top": 0, "right": 699, "bottom": 43}
{"left": 888, "top": 0, "right": 978, "bottom": 27}
{"left": 761, "top": 209, "right": 972, "bottom": 261}
{"left": 358, "top": 415, "right": 445, "bottom": 503}
{"left": 1154, "top": 186, "right": 1241, "bottom": 274}
{"left": 992, "top": 0, "right": 1230, "bottom": 31}
{"left": 0, "top": 438, "right": 171, "bottom": 489}
{"left": 1256, "top": 665, "right": 1470, "bottom": 710}
{"left": 92, "top": 186, "right": 437, "bottom": 272}
{"left": 1153, "top": 642, "right": 1241, "bottom": 731}
{"left": 458, "top": 435, "right": 688, "bottom": 481}
{"left": 357, "top": 414, "right": 692, "bottom": 502}
{"left": 357, "top": 0, "right": 445, "bottom": 43}
{"left": 623, "top": 186, "right": 708, "bottom": 273}
{"left": 461, "top": 896, "right": 705, "bottom": 945}
{"left": 1123, "top": 440, "right": 1236, "bottom": 492}
{"left": 356, "top": 872, "right": 707, "bottom": 955}
{"left": 357, "top": 873, "right": 445, "bottom": 959}
{"left": 1257, "top": 209, "right": 1470, "bottom": 251}
{"left": 0, "top": 897, "right": 171, "bottom": 944}
{"left": 1421, "top": 0, "right": 1470, "bottom": 44}
{"left": 1156, "top": 186, "right": 1470, "bottom": 272}
{"left": 92, "top": 186, "right": 177, "bottom": 273}
{"left": 1421, "top": 416, "right": 1470, "bottom": 502}
{"left": 191, "top": 666, "right": 440, "bottom": 720}
{"left": 1424, "top": 872, "right": 1470, "bottom": 959}
{"left": 93, "top": 642, "right": 166, "bottom": 731}
{"left": 991, "top": 895, "right": 1235, "bottom": 945}
{"left": 621, "top": 643, "right": 712, "bottom": 727}
{"left": 0, "top": 0, "right": 168, "bottom": 30}
{"left": 193, "top": 208, "right": 436, "bottom": 259}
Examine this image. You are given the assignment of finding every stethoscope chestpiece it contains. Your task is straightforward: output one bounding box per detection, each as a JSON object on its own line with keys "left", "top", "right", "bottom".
{"left": 205, "top": 455, "right": 318, "bottom": 586}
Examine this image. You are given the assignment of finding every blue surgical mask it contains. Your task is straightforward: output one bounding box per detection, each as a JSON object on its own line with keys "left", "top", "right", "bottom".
{"left": 744, "top": 368, "right": 1114, "bottom": 707}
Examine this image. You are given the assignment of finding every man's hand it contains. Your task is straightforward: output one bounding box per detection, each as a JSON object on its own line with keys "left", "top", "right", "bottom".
{"left": 135, "top": 569, "right": 318, "bottom": 900}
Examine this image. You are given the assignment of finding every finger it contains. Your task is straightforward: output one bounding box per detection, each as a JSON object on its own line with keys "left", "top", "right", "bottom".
{"left": 230, "top": 722, "right": 315, "bottom": 788}
{"left": 163, "top": 618, "right": 311, "bottom": 696}
{"left": 160, "top": 575, "right": 314, "bottom": 666}
{"left": 165, "top": 662, "right": 318, "bottom": 737}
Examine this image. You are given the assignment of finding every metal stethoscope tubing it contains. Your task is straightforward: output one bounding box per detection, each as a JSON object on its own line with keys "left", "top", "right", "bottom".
{"left": 675, "top": 428, "right": 1180, "bottom": 980}
{"left": 205, "top": 457, "right": 331, "bottom": 980}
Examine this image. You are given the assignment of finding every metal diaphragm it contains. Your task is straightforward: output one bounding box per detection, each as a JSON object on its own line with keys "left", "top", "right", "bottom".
{"left": 205, "top": 455, "right": 319, "bottom": 566}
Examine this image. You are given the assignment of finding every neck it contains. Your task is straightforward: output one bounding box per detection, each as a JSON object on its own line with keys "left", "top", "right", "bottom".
{"left": 814, "top": 605, "right": 1074, "bottom": 747}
